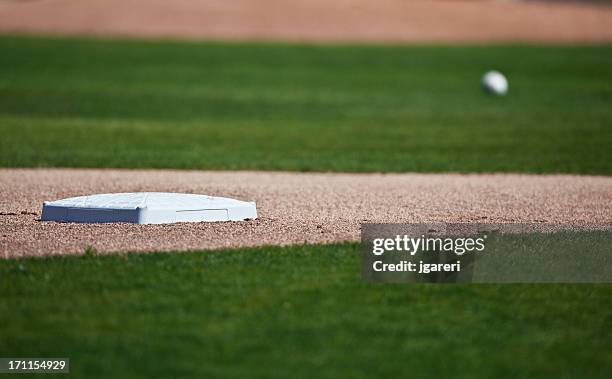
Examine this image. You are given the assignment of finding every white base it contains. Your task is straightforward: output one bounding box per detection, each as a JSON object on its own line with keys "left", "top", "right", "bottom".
{"left": 41, "top": 192, "right": 257, "bottom": 224}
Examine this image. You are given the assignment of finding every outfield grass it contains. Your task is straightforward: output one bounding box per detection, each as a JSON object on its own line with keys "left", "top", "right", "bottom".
{"left": 0, "top": 36, "right": 611, "bottom": 173}
{"left": 0, "top": 243, "right": 610, "bottom": 378}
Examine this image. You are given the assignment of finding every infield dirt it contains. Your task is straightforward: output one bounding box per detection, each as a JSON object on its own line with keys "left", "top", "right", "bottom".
{"left": 1, "top": 0, "right": 611, "bottom": 42}
{"left": 1, "top": 169, "right": 610, "bottom": 258}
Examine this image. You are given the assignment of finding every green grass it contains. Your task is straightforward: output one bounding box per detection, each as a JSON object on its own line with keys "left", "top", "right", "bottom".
{"left": 1, "top": 243, "right": 610, "bottom": 378}
{"left": 0, "top": 36, "right": 611, "bottom": 173}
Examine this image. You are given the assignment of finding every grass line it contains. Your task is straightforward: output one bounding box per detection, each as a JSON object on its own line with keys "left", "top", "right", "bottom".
{"left": 0, "top": 243, "right": 610, "bottom": 378}
{"left": 1, "top": 36, "right": 611, "bottom": 173}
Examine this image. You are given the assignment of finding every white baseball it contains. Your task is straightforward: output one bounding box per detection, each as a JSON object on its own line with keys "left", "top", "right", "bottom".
{"left": 481, "top": 70, "right": 508, "bottom": 96}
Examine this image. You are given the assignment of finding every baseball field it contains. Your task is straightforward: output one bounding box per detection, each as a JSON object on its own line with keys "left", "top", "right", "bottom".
{"left": 0, "top": 1, "right": 611, "bottom": 378}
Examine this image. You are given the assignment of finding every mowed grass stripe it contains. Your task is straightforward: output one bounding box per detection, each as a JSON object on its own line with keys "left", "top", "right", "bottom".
{"left": 1, "top": 36, "right": 611, "bottom": 173}
{"left": 0, "top": 243, "right": 610, "bottom": 378}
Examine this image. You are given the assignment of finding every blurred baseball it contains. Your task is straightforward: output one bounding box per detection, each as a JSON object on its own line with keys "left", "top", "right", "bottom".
{"left": 481, "top": 70, "right": 508, "bottom": 96}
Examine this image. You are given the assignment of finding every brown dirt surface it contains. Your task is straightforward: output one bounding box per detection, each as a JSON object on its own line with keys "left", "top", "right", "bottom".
{"left": 1, "top": 168, "right": 611, "bottom": 258}
{"left": 0, "top": 0, "right": 611, "bottom": 43}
